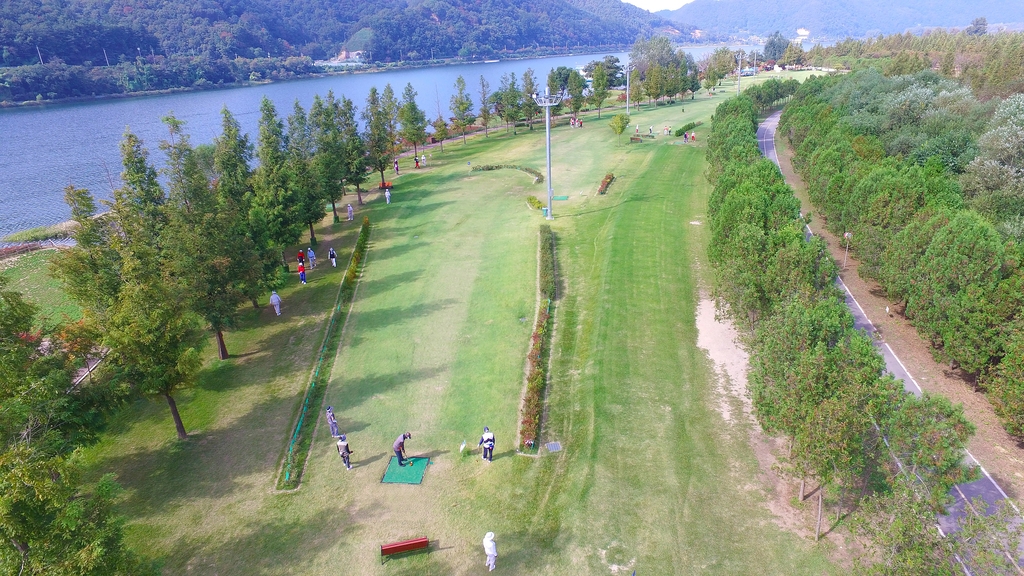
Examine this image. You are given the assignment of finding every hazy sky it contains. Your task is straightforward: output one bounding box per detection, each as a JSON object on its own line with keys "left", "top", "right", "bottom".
{"left": 621, "top": 0, "right": 696, "bottom": 13}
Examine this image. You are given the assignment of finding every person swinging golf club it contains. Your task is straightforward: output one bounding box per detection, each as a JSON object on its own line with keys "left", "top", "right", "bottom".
{"left": 479, "top": 426, "right": 495, "bottom": 462}
{"left": 393, "top": 432, "right": 412, "bottom": 467}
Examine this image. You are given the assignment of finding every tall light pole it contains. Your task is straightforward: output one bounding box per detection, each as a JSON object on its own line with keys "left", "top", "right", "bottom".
{"left": 624, "top": 62, "right": 636, "bottom": 112}
{"left": 532, "top": 87, "right": 564, "bottom": 220}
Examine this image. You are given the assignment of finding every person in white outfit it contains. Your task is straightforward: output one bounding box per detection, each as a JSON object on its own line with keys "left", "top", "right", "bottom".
{"left": 482, "top": 532, "right": 497, "bottom": 571}
{"left": 385, "top": 188, "right": 391, "bottom": 204}
{"left": 269, "top": 291, "right": 282, "bottom": 316}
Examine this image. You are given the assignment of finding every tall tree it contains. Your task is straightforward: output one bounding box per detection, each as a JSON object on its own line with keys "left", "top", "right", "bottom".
{"left": 251, "top": 97, "right": 302, "bottom": 267}
{"left": 498, "top": 72, "right": 522, "bottom": 134}
{"left": 764, "top": 31, "right": 790, "bottom": 62}
{"left": 310, "top": 92, "right": 345, "bottom": 223}
{"left": 590, "top": 63, "right": 610, "bottom": 118}
{"left": 450, "top": 75, "right": 475, "bottom": 144}
{"left": 628, "top": 68, "right": 643, "bottom": 109}
{"left": 338, "top": 96, "right": 368, "bottom": 205}
{"left": 363, "top": 86, "right": 394, "bottom": 189}
{"left": 521, "top": 68, "right": 540, "bottom": 130}
{"left": 478, "top": 76, "right": 492, "bottom": 137}
{"left": 381, "top": 83, "right": 400, "bottom": 156}
{"left": 644, "top": 64, "right": 664, "bottom": 104}
{"left": 567, "top": 69, "right": 586, "bottom": 118}
{"left": 286, "top": 100, "right": 326, "bottom": 245}
{"left": 161, "top": 115, "right": 252, "bottom": 360}
{"left": 398, "top": 83, "right": 428, "bottom": 157}
{"left": 431, "top": 114, "right": 449, "bottom": 153}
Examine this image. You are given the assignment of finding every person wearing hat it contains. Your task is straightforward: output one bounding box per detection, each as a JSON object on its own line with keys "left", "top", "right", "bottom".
{"left": 306, "top": 247, "right": 316, "bottom": 268}
{"left": 337, "top": 434, "right": 353, "bottom": 470}
{"left": 326, "top": 406, "right": 339, "bottom": 437}
{"left": 328, "top": 247, "right": 337, "bottom": 267}
{"left": 478, "top": 426, "right": 495, "bottom": 462}
{"left": 393, "top": 432, "right": 412, "bottom": 466}
{"left": 482, "top": 532, "right": 497, "bottom": 571}
{"left": 269, "top": 291, "right": 282, "bottom": 316}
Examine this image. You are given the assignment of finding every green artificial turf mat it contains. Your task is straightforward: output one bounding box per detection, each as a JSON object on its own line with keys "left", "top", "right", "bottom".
{"left": 381, "top": 457, "right": 430, "bottom": 484}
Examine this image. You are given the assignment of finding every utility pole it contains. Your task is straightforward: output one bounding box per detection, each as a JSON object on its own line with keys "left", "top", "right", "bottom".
{"left": 532, "top": 87, "right": 564, "bottom": 220}
{"left": 36, "top": 45, "right": 44, "bottom": 65}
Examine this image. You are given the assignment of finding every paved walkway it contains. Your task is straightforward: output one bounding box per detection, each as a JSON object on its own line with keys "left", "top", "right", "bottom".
{"left": 757, "top": 110, "right": 1013, "bottom": 538}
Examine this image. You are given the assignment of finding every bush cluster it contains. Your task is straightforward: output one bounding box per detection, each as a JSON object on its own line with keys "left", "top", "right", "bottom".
{"left": 526, "top": 195, "right": 545, "bottom": 210}
{"left": 278, "top": 217, "right": 371, "bottom": 490}
{"left": 707, "top": 95, "right": 973, "bottom": 522}
{"left": 520, "top": 225, "right": 556, "bottom": 449}
{"left": 597, "top": 173, "right": 614, "bottom": 194}
{"left": 781, "top": 71, "right": 1024, "bottom": 437}
{"left": 471, "top": 164, "right": 544, "bottom": 184}
{"left": 673, "top": 121, "right": 701, "bottom": 137}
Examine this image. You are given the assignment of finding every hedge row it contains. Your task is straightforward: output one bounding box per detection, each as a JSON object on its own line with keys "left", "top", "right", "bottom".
{"left": 597, "top": 173, "right": 614, "bottom": 195}
{"left": 526, "top": 195, "right": 545, "bottom": 210}
{"left": 520, "top": 225, "right": 556, "bottom": 449}
{"left": 707, "top": 95, "right": 973, "bottom": 532}
{"left": 277, "top": 217, "right": 371, "bottom": 490}
{"left": 471, "top": 164, "right": 544, "bottom": 184}
{"left": 673, "top": 121, "right": 701, "bottom": 137}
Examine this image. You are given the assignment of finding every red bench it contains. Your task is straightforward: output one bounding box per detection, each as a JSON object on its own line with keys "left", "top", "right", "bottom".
{"left": 380, "top": 537, "right": 429, "bottom": 564}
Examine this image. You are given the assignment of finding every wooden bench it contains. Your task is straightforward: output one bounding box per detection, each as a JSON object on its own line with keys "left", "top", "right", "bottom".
{"left": 629, "top": 136, "right": 643, "bottom": 144}
{"left": 380, "top": 537, "right": 429, "bottom": 564}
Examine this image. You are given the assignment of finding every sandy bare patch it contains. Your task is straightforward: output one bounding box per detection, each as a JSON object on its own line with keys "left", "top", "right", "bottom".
{"left": 695, "top": 298, "right": 751, "bottom": 425}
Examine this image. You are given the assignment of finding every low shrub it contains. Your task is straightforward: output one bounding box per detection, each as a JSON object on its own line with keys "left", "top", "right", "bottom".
{"left": 520, "top": 225, "right": 557, "bottom": 449}
{"left": 471, "top": 164, "right": 544, "bottom": 184}
{"left": 278, "top": 216, "right": 371, "bottom": 490}
{"left": 674, "top": 121, "right": 701, "bottom": 137}
{"left": 598, "top": 173, "right": 614, "bottom": 195}
{"left": 526, "top": 195, "right": 545, "bottom": 210}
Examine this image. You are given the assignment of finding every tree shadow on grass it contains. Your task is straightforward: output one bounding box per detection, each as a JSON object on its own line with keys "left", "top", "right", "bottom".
{"left": 342, "top": 300, "right": 460, "bottom": 350}
{"left": 156, "top": 502, "right": 361, "bottom": 575}
{"left": 367, "top": 240, "right": 430, "bottom": 263}
{"left": 359, "top": 269, "right": 426, "bottom": 295}
{"left": 332, "top": 365, "right": 450, "bottom": 411}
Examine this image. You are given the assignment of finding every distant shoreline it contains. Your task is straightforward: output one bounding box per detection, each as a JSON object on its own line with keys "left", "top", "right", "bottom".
{"left": 0, "top": 43, "right": 747, "bottom": 110}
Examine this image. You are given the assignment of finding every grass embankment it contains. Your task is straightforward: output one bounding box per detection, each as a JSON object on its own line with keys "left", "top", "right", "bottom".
{"left": 67, "top": 74, "right": 833, "bottom": 575}
{"left": 0, "top": 249, "right": 81, "bottom": 330}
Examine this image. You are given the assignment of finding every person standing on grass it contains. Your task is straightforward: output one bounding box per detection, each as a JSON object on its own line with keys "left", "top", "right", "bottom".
{"left": 482, "top": 532, "right": 497, "bottom": 571}
{"left": 297, "top": 250, "right": 305, "bottom": 265}
{"left": 347, "top": 204, "right": 354, "bottom": 221}
{"left": 326, "top": 406, "right": 339, "bottom": 437}
{"left": 385, "top": 188, "right": 392, "bottom": 204}
{"left": 329, "top": 247, "right": 337, "bottom": 267}
{"left": 269, "top": 291, "right": 282, "bottom": 316}
{"left": 478, "top": 426, "right": 495, "bottom": 461}
{"left": 307, "top": 247, "right": 316, "bottom": 268}
{"left": 415, "top": 156, "right": 420, "bottom": 169}
{"left": 394, "top": 159, "right": 400, "bottom": 176}
{"left": 337, "top": 434, "right": 353, "bottom": 470}
{"left": 421, "top": 154, "right": 427, "bottom": 167}
{"left": 393, "top": 432, "right": 412, "bottom": 466}
{"left": 298, "top": 262, "right": 307, "bottom": 285}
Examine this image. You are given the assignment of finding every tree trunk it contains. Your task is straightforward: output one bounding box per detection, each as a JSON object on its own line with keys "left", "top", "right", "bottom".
{"left": 815, "top": 488, "right": 823, "bottom": 541}
{"left": 331, "top": 198, "right": 339, "bottom": 223}
{"left": 281, "top": 250, "right": 289, "bottom": 271}
{"left": 356, "top": 184, "right": 363, "bottom": 205}
{"left": 164, "top": 392, "right": 187, "bottom": 440}
{"left": 413, "top": 142, "right": 419, "bottom": 156}
{"left": 799, "top": 478, "right": 805, "bottom": 501}
{"left": 251, "top": 296, "right": 260, "bottom": 309}
{"left": 215, "top": 329, "right": 228, "bottom": 360}
{"left": 378, "top": 168, "right": 386, "bottom": 189}
{"left": 308, "top": 221, "right": 317, "bottom": 245}
{"left": 462, "top": 128, "right": 466, "bottom": 144}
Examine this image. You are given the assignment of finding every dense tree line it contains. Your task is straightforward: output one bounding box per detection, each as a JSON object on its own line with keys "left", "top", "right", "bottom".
{"left": 809, "top": 29, "right": 1024, "bottom": 99}
{"left": 780, "top": 69, "right": 1024, "bottom": 438}
{"left": 705, "top": 95, "right": 1005, "bottom": 572}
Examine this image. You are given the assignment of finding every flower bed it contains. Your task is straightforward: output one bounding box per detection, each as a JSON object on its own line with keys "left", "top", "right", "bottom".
{"left": 598, "top": 173, "right": 614, "bottom": 195}
{"left": 526, "top": 195, "right": 545, "bottom": 210}
{"left": 520, "top": 225, "right": 557, "bottom": 450}
{"left": 470, "top": 164, "right": 544, "bottom": 184}
{"left": 277, "top": 217, "right": 371, "bottom": 490}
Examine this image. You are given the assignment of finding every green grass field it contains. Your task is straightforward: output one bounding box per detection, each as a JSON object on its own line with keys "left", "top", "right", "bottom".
{"left": 1, "top": 249, "right": 81, "bottom": 330}
{"left": 70, "top": 78, "right": 835, "bottom": 575}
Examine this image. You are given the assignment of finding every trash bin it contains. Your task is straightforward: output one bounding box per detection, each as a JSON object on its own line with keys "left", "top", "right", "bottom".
{"left": 542, "top": 207, "right": 549, "bottom": 218}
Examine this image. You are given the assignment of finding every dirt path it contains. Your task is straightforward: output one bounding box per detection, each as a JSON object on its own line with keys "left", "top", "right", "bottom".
{"left": 774, "top": 130, "right": 1024, "bottom": 501}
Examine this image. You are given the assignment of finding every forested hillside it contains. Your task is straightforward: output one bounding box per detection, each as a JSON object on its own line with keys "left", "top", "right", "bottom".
{"left": 0, "top": 0, "right": 685, "bottom": 102}
{"left": 658, "top": 0, "right": 1024, "bottom": 39}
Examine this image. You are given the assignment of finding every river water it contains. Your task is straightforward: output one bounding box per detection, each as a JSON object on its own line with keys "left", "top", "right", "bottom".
{"left": 0, "top": 46, "right": 751, "bottom": 239}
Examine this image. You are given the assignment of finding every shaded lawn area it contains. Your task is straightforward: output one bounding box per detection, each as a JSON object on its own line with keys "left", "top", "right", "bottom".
{"left": 1, "top": 249, "right": 81, "bottom": 330}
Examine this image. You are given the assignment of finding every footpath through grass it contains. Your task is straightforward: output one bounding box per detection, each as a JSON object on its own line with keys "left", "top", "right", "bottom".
{"left": 74, "top": 79, "right": 834, "bottom": 575}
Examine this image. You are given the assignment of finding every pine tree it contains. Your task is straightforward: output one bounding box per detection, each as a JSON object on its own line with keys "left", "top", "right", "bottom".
{"left": 398, "top": 83, "right": 428, "bottom": 156}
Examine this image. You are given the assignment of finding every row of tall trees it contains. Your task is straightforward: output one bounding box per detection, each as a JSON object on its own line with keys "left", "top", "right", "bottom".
{"left": 780, "top": 70, "right": 1024, "bottom": 438}
{"left": 705, "top": 95, "right": 997, "bottom": 571}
